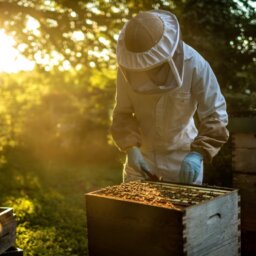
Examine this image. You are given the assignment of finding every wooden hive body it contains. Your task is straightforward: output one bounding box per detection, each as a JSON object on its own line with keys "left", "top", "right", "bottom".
{"left": 1, "top": 247, "right": 23, "bottom": 255}
{"left": 0, "top": 208, "right": 16, "bottom": 254}
{"left": 229, "top": 117, "right": 256, "bottom": 255}
{"left": 86, "top": 182, "right": 240, "bottom": 256}
{"left": 232, "top": 133, "right": 256, "bottom": 231}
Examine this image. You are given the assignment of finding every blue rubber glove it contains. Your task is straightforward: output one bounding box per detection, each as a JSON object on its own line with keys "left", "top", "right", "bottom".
{"left": 179, "top": 152, "right": 203, "bottom": 184}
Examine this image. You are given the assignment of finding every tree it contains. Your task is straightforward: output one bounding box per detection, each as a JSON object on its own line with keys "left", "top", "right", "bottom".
{"left": 0, "top": 0, "right": 255, "bottom": 163}
{"left": 177, "top": 0, "right": 256, "bottom": 116}
{"left": 0, "top": 0, "right": 129, "bottom": 69}
{"left": 0, "top": 71, "right": 49, "bottom": 164}
{"left": 1, "top": 0, "right": 254, "bottom": 92}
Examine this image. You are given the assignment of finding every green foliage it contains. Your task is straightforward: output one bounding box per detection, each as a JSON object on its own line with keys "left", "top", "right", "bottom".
{"left": 0, "top": 0, "right": 254, "bottom": 113}
{"left": 0, "top": 152, "right": 122, "bottom": 255}
{"left": 225, "top": 91, "right": 256, "bottom": 117}
{"left": 0, "top": 69, "right": 119, "bottom": 165}
{"left": 0, "top": 72, "right": 49, "bottom": 164}
{"left": 177, "top": 0, "right": 255, "bottom": 100}
{"left": 0, "top": 0, "right": 253, "bottom": 177}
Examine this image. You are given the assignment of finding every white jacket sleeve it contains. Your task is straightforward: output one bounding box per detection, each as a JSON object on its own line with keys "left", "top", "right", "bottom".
{"left": 110, "top": 68, "right": 141, "bottom": 151}
{"left": 191, "top": 60, "right": 229, "bottom": 163}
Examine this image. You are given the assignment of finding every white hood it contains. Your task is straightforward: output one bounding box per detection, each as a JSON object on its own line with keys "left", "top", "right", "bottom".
{"left": 117, "top": 10, "right": 184, "bottom": 93}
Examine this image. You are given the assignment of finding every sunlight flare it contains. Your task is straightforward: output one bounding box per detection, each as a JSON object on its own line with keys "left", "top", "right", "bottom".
{"left": 0, "top": 30, "right": 35, "bottom": 73}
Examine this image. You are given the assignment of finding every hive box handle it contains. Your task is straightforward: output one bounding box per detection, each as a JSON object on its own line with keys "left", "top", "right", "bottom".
{"left": 207, "top": 213, "right": 221, "bottom": 225}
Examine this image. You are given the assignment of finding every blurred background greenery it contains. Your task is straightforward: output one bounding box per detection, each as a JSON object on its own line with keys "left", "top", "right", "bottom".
{"left": 0, "top": 0, "right": 255, "bottom": 255}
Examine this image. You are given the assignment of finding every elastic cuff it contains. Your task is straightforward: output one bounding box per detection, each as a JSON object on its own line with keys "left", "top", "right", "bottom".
{"left": 189, "top": 151, "right": 203, "bottom": 160}
{"left": 124, "top": 143, "right": 141, "bottom": 153}
{"left": 190, "top": 147, "right": 210, "bottom": 162}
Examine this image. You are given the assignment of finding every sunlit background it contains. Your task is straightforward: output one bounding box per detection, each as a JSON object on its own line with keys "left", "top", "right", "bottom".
{"left": 0, "top": 29, "right": 34, "bottom": 72}
{"left": 0, "top": 11, "right": 115, "bottom": 73}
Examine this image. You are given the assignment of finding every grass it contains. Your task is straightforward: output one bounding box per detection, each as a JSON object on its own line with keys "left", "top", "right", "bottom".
{"left": 0, "top": 152, "right": 122, "bottom": 256}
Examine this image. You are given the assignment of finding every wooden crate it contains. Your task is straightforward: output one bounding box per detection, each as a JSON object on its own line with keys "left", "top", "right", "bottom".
{"left": 1, "top": 247, "right": 23, "bottom": 256}
{"left": 232, "top": 133, "right": 256, "bottom": 231}
{"left": 86, "top": 181, "right": 240, "bottom": 256}
{"left": 233, "top": 173, "right": 256, "bottom": 231}
{"left": 232, "top": 133, "right": 256, "bottom": 173}
{"left": 229, "top": 118, "right": 256, "bottom": 256}
{"left": 0, "top": 208, "right": 16, "bottom": 255}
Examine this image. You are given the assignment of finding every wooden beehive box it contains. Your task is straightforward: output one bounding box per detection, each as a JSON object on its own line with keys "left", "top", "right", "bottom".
{"left": 86, "top": 181, "right": 240, "bottom": 256}
{"left": 232, "top": 133, "right": 256, "bottom": 231}
{"left": 230, "top": 118, "right": 256, "bottom": 231}
{"left": 0, "top": 208, "right": 16, "bottom": 255}
{"left": 1, "top": 247, "right": 23, "bottom": 256}
{"left": 229, "top": 117, "right": 256, "bottom": 255}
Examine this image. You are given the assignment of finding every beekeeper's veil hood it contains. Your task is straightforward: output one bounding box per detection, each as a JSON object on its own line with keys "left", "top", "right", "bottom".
{"left": 117, "top": 10, "right": 184, "bottom": 93}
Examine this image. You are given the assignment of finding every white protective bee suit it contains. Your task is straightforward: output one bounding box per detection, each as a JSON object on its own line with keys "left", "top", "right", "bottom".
{"left": 110, "top": 10, "right": 229, "bottom": 183}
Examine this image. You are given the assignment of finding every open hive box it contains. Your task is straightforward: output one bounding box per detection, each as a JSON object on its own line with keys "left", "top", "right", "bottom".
{"left": 86, "top": 181, "right": 240, "bottom": 256}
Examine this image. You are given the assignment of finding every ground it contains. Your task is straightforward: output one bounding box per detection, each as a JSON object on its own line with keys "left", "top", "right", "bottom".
{"left": 0, "top": 151, "right": 122, "bottom": 256}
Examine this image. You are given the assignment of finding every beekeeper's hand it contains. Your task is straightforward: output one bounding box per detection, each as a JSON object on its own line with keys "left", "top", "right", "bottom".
{"left": 127, "top": 146, "right": 149, "bottom": 173}
{"left": 179, "top": 152, "right": 203, "bottom": 184}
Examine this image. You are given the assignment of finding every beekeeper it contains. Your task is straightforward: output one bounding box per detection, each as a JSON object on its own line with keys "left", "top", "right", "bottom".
{"left": 110, "top": 10, "right": 229, "bottom": 184}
